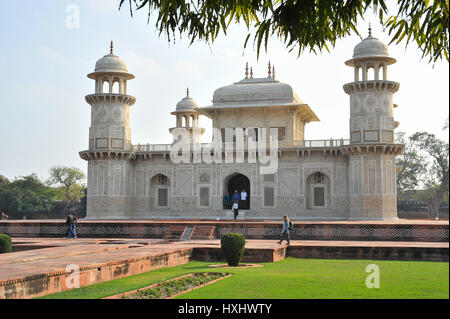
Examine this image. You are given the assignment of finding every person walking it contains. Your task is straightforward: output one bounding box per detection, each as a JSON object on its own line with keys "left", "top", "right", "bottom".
{"left": 0, "top": 211, "right": 8, "bottom": 221}
{"left": 223, "top": 192, "right": 231, "bottom": 209}
{"left": 65, "top": 212, "right": 78, "bottom": 239}
{"left": 232, "top": 201, "right": 239, "bottom": 220}
{"left": 240, "top": 189, "right": 248, "bottom": 209}
{"left": 278, "top": 215, "right": 291, "bottom": 245}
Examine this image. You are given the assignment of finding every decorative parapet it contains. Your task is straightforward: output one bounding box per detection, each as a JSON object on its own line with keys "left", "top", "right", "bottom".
{"left": 343, "top": 80, "right": 400, "bottom": 94}
{"left": 80, "top": 139, "right": 354, "bottom": 161}
{"left": 131, "top": 139, "right": 350, "bottom": 153}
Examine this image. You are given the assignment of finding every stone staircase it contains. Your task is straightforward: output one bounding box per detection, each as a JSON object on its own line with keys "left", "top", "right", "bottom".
{"left": 180, "top": 226, "right": 195, "bottom": 241}
{"left": 163, "top": 225, "right": 187, "bottom": 240}
{"left": 190, "top": 225, "right": 217, "bottom": 240}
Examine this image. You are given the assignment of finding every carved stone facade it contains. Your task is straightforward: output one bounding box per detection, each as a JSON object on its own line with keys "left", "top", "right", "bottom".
{"left": 80, "top": 35, "right": 404, "bottom": 220}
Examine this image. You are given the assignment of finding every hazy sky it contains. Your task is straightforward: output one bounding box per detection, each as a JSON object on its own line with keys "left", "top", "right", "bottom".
{"left": 0, "top": 0, "right": 448, "bottom": 182}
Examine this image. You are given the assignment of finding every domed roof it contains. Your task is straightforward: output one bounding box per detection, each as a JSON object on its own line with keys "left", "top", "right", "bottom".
{"left": 94, "top": 54, "right": 128, "bottom": 73}
{"left": 176, "top": 96, "right": 198, "bottom": 111}
{"left": 88, "top": 42, "right": 134, "bottom": 79}
{"left": 173, "top": 88, "right": 198, "bottom": 112}
{"left": 353, "top": 35, "right": 389, "bottom": 59}
{"left": 212, "top": 77, "right": 303, "bottom": 107}
{"left": 345, "top": 29, "right": 396, "bottom": 66}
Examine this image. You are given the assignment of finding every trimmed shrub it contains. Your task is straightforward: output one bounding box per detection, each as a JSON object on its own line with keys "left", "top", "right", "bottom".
{"left": 0, "top": 234, "right": 12, "bottom": 253}
{"left": 221, "top": 233, "right": 246, "bottom": 266}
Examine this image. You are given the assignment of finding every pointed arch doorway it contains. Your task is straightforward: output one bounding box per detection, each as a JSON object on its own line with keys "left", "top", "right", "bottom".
{"left": 225, "top": 173, "right": 250, "bottom": 210}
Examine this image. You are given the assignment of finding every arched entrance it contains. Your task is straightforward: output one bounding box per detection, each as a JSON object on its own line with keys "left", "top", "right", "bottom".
{"left": 150, "top": 174, "right": 170, "bottom": 208}
{"left": 224, "top": 173, "right": 250, "bottom": 210}
{"left": 306, "top": 172, "right": 330, "bottom": 209}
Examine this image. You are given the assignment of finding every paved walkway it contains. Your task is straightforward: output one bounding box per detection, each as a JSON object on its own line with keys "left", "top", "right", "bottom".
{"left": 1, "top": 238, "right": 447, "bottom": 286}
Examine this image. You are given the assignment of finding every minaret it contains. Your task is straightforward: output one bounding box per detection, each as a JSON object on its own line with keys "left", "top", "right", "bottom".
{"left": 169, "top": 88, "right": 205, "bottom": 144}
{"left": 80, "top": 42, "right": 136, "bottom": 219}
{"left": 85, "top": 41, "right": 136, "bottom": 151}
{"left": 342, "top": 28, "right": 404, "bottom": 220}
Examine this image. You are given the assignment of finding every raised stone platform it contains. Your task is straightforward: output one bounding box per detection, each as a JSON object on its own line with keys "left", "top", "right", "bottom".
{"left": 0, "top": 237, "right": 448, "bottom": 299}
{"left": 0, "top": 219, "right": 447, "bottom": 242}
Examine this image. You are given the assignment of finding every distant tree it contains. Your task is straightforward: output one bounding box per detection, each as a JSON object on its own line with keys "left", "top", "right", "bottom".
{"left": 48, "top": 166, "right": 86, "bottom": 203}
{"left": 0, "top": 185, "right": 19, "bottom": 215}
{"left": 0, "top": 174, "right": 56, "bottom": 218}
{"left": 409, "top": 132, "right": 449, "bottom": 219}
{"left": 395, "top": 131, "right": 427, "bottom": 194}
{"left": 119, "top": 0, "right": 449, "bottom": 62}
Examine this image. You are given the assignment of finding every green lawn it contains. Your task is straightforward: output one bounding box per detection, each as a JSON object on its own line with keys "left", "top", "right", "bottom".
{"left": 39, "top": 258, "right": 449, "bottom": 299}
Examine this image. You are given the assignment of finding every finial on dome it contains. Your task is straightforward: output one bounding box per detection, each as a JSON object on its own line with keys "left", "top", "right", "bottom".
{"left": 250, "top": 66, "right": 253, "bottom": 79}
{"left": 245, "top": 62, "right": 249, "bottom": 79}
{"left": 186, "top": 87, "right": 189, "bottom": 97}
{"left": 110, "top": 41, "right": 114, "bottom": 55}
{"left": 272, "top": 65, "right": 275, "bottom": 79}
{"left": 368, "top": 23, "right": 372, "bottom": 37}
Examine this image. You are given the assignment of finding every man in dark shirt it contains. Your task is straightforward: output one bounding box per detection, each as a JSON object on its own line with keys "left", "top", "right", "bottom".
{"left": 231, "top": 190, "right": 240, "bottom": 203}
{"left": 65, "top": 212, "right": 78, "bottom": 239}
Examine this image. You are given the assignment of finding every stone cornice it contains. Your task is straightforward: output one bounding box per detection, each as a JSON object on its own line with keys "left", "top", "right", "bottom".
{"left": 340, "top": 143, "right": 404, "bottom": 156}
{"left": 343, "top": 80, "right": 400, "bottom": 95}
{"left": 85, "top": 93, "right": 136, "bottom": 106}
{"left": 79, "top": 150, "right": 136, "bottom": 161}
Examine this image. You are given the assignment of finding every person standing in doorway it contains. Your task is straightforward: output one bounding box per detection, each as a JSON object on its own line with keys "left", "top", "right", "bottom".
{"left": 223, "top": 192, "right": 231, "bottom": 209}
{"left": 240, "top": 189, "right": 248, "bottom": 209}
{"left": 65, "top": 211, "right": 78, "bottom": 239}
{"left": 232, "top": 201, "right": 239, "bottom": 220}
{"left": 231, "top": 190, "right": 240, "bottom": 203}
{"left": 278, "top": 215, "right": 291, "bottom": 245}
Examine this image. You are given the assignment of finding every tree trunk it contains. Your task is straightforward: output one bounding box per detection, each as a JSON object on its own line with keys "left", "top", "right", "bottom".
{"left": 429, "top": 170, "right": 449, "bottom": 219}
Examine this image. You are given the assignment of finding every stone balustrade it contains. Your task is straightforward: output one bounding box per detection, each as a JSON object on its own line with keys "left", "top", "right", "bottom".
{"left": 131, "top": 139, "right": 350, "bottom": 153}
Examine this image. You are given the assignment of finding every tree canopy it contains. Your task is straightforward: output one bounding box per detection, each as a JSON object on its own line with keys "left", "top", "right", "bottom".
{"left": 396, "top": 131, "right": 449, "bottom": 218}
{"left": 0, "top": 174, "right": 56, "bottom": 217}
{"left": 48, "top": 166, "right": 86, "bottom": 202}
{"left": 119, "top": 0, "right": 449, "bottom": 62}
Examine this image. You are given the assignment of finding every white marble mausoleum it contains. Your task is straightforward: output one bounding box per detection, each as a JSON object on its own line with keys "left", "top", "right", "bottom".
{"left": 80, "top": 31, "right": 404, "bottom": 220}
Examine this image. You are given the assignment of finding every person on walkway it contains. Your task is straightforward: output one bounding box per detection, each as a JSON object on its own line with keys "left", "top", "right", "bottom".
{"left": 231, "top": 190, "right": 240, "bottom": 203}
{"left": 240, "top": 189, "right": 248, "bottom": 209}
{"left": 278, "top": 215, "right": 291, "bottom": 245}
{"left": 65, "top": 212, "right": 78, "bottom": 239}
{"left": 0, "top": 211, "right": 8, "bottom": 221}
{"left": 223, "top": 192, "right": 231, "bottom": 209}
{"left": 232, "top": 201, "right": 239, "bottom": 220}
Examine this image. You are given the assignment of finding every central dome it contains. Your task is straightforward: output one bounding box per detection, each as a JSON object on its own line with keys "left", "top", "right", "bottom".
{"left": 212, "top": 78, "right": 303, "bottom": 106}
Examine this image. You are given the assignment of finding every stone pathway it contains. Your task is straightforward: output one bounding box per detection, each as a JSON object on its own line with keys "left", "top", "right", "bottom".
{"left": 1, "top": 237, "right": 447, "bottom": 283}
{"left": 0, "top": 237, "right": 447, "bottom": 298}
